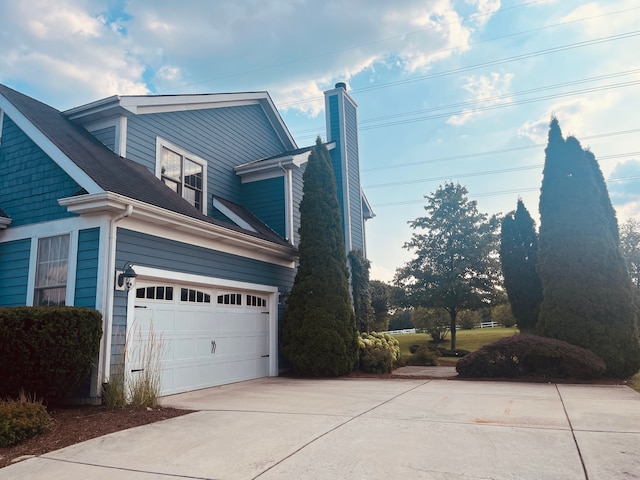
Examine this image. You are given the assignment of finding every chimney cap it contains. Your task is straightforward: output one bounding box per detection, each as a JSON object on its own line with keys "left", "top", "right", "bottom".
{"left": 335, "top": 82, "right": 347, "bottom": 90}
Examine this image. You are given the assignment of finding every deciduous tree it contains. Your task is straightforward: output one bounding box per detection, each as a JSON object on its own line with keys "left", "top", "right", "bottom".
{"left": 395, "top": 182, "right": 501, "bottom": 349}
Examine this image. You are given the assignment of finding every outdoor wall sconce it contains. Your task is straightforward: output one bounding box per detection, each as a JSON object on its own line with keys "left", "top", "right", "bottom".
{"left": 116, "top": 262, "right": 137, "bottom": 291}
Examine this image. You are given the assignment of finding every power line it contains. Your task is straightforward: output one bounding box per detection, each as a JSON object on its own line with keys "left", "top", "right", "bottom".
{"left": 362, "top": 128, "right": 640, "bottom": 173}
{"left": 370, "top": 175, "right": 640, "bottom": 208}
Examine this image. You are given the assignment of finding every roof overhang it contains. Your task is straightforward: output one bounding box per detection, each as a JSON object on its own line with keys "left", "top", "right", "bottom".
{"left": 63, "top": 92, "right": 297, "bottom": 151}
{"left": 59, "top": 192, "right": 297, "bottom": 265}
{"left": 235, "top": 142, "right": 336, "bottom": 183}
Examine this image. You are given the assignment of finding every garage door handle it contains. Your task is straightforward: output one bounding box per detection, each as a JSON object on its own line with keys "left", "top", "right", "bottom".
{"left": 211, "top": 340, "right": 217, "bottom": 354}
{"left": 261, "top": 354, "right": 269, "bottom": 358}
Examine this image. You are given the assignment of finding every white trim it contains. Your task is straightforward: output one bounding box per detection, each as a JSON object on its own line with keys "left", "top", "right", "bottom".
{"left": 284, "top": 168, "right": 294, "bottom": 244}
{"left": 132, "top": 266, "right": 279, "bottom": 378}
{"left": 118, "top": 116, "right": 127, "bottom": 157}
{"left": 212, "top": 198, "right": 257, "bottom": 232}
{"left": 0, "top": 216, "right": 11, "bottom": 229}
{"left": 155, "top": 136, "right": 208, "bottom": 214}
{"left": 0, "top": 94, "right": 103, "bottom": 194}
{"left": 0, "top": 215, "right": 106, "bottom": 243}
{"left": 59, "top": 192, "right": 297, "bottom": 267}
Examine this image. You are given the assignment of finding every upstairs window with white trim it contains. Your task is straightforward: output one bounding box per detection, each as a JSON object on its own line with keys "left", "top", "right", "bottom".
{"left": 34, "top": 234, "right": 70, "bottom": 306}
{"left": 157, "top": 138, "right": 207, "bottom": 212}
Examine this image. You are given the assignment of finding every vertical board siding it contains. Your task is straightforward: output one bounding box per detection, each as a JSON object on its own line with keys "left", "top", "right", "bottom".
{"left": 344, "top": 100, "right": 364, "bottom": 252}
{"left": 125, "top": 105, "right": 287, "bottom": 208}
{"left": 109, "top": 228, "right": 296, "bottom": 372}
{"left": 74, "top": 227, "right": 100, "bottom": 308}
{"left": 90, "top": 126, "right": 116, "bottom": 152}
{"left": 0, "top": 115, "right": 79, "bottom": 226}
{"left": 0, "top": 239, "right": 30, "bottom": 306}
{"left": 328, "top": 96, "right": 346, "bottom": 221}
{"left": 242, "top": 177, "right": 285, "bottom": 238}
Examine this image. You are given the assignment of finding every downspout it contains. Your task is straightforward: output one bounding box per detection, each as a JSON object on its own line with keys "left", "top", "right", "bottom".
{"left": 99, "top": 204, "right": 133, "bottom": 389}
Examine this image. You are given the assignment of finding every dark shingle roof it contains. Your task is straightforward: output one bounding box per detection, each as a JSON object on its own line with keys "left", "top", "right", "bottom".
{"left": 0, "top": 84, "right": 293, "bottom": 249}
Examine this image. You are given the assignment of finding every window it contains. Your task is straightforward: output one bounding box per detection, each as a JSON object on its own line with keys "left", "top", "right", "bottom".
{"left": 34, "top": 234, "right": 70, "bottom": 306}
{"left": 217, "top": 293, "right": 242, "bottom": 306}
{"left": 180, "top": 287, "right": 211, "bottom": 303}
{"left": 136, "top": 286, "right": 174, "bottom": 301}
{"left": 246, "top": 294, "right": 267, "bottom": 307}
{"left": 157, "top": 139, "right": 207, "bottom": 212}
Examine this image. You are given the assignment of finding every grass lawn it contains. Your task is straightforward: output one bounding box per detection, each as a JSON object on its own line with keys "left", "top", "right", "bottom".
{"left": 393, "top": 326, "right": 519, "bottom": 363}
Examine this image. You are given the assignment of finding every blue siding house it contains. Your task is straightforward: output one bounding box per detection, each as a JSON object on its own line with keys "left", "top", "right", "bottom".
{"left": 0, "top": 82, "right": 373, "bottom": 400}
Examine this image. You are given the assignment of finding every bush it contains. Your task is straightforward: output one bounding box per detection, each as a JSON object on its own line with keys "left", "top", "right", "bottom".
{"left": 456, "top": 334, "right": 606, "bottom": 379}
{"left": 0, "top": 307, "right": 102, "bottom": 401}
{"left": 0, "top": 393, "right": 52, "bottom": 447}
{"left": 406, "top": 347, "right": 438, "bottom": 366}
{"left": 358, "top": 332, "right": 400, "bottom": 373}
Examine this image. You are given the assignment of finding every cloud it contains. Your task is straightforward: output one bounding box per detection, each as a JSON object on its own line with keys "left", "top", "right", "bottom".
{"left": 370, "top": 263, "right": 396, "bottom": 283}
{"left": 608, "top": 159, "right": 640, "bottom": 221}
{"left": 447, "top": 71, "right": 514, "bottom": 125}
{"left": 0, "top": 0, "right": 499, "bottom": 113}
{"left": 517, "top": 93, "right": 617, "bottom": 144}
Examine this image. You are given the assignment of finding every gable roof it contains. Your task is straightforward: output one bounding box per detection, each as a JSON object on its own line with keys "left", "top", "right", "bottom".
{"left": 0, "top": 84, "right": 294, "bottom": 250}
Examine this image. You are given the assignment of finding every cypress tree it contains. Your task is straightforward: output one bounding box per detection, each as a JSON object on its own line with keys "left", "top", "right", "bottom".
{"left": 499, "top": 199, "right": 543, "bottom": 333}
{"left": 537, "top": 118, "right": 640, "bottom": 378}
{"left": 280, "top": 138, "right": 358, "bottom": 376}
{"left": 348, "top": 249, "right": 375, "bottom": 333}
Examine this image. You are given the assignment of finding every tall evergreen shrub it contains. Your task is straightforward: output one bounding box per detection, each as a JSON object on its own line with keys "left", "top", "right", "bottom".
{"left": 280, "top": 139, "right": 358, "bottom": 376}
{"left": 499, "top": 199, "right": 543, "bottom": 332}
{"left": 537, "top": 118, "right": 640, "bottom": 378}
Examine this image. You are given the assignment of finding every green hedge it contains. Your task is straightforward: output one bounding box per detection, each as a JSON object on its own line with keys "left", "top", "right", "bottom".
{"left": 0, "top": 307, "right": 102, "bottom": 401}
{"left": 358, "top": 332, "right": 400, "bottom": 373}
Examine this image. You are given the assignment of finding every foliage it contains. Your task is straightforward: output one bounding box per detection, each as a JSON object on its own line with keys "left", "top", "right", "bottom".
{"left": 620, "top": 218, "right": 640, "bottom": 293}
{"left": 281, "top": 139, "right": 358, "bottom": 376}
{"left": 348, "top": 249, "right": 375, "bottom": 332}
{"left": 395, "top": 182, "right": 502, "bottom": 350}
{"left": 387, "top": 309, "right": 413, "bottom": 331}
{"left": 458, "top": 310, "right": 481, "bottom": 330}
{"left": 370, "top": 280, "right": 391, "bottom": 332}
{"left": 492, "top": 304, "right": 517, "bottom": 328}
{"left": 412, "top": 307, "right": 449, "bottom": 343}
{"left": 405, "top": 346, "right": 438, "bottom": 366}
{"left": 0, "top": 307, "right": 102, "bottom": 401}
{"left": 499, "top": 199, "right": 543, "bottom": 332}
{"left": 357, "top": 332, "right": 400, "bottom": 373}
{"left": 437, "top": 348, "right": 471, "bottom": 357}
{"left": 0, "top": 392, "right": 52, "bottom": 447}
{"left": 126, "top": 323, "right": 164, "bottom": 408}
{"left": 536, "top": 119, "right": 640, "bottom": 378}
{"left": 456, "top": 334, "right": 606, "bottom": 379}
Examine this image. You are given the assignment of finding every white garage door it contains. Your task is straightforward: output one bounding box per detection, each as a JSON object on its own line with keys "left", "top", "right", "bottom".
{"left": 127, "top": 281, "right": 272, "bottom": 396}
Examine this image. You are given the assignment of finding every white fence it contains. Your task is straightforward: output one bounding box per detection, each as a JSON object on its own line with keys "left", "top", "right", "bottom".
{"left": 385, "top": 328, "right": 416, "bottom": 335}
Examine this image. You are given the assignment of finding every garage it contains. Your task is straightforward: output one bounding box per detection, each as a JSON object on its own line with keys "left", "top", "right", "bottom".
{"left": 125, "top": 276, "right": 276, "bottom": 396}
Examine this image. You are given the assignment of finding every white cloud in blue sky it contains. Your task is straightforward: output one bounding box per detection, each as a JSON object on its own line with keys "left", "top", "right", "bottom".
{"left": 1, "top": 0, "right": 639, "bottom": 282}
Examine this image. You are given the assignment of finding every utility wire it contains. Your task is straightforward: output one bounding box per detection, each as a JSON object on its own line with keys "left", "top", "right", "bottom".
{"left": 362, "top": 128, "right": 640, "bottom": 172}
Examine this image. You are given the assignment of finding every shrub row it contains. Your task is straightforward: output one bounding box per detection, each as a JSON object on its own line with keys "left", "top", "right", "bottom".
{"left": 357, "top": 332, "right": 400, "bottom": 373}
{"left": 0, "top": 307, "right": 102, "bottom": 401}
{"left": 455, "top": 334, "right": 606, "bottom": 379}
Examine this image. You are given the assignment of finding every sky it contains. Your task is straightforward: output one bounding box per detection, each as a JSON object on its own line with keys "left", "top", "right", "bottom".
{"left": 1, "top": 0, "right": 639, "bottom": 283}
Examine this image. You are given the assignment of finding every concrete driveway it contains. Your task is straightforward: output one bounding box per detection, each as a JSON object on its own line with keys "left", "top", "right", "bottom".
{"left": 1, "top": 377, "right": 639, "bottom": 479}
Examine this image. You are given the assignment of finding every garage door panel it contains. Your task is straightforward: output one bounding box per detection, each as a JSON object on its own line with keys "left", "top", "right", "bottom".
{"left": 130, "top": 281, "right": 273, "bottom": 396}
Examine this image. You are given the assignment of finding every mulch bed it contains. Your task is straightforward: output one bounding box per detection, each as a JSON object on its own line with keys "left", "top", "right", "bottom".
{"left": 0, "top": 405, "right": 192, "bottom": 469}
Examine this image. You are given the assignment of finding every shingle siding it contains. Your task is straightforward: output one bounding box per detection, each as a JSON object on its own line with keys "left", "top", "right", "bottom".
{"left": 0, "top": 115, "right": 80, "bottom": 226}
{"left": 74, "top": 227, "right": 100, "bottom": 308}
{"left": 242, "top": 177, "right": 285, "bottom": 238}
{"left": 344, "top": 100, "right": 364, "bottom": 252}
{"left": 125, "top": 105, "right": 287, "bottom": 210}
{"left": 291, "top": 165, "right": 306, "bottom": 246}
{"left": 0, "top": 239, "right": 31, "bottom": 306}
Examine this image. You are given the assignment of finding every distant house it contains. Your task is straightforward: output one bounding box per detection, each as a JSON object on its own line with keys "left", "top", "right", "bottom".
{"left": 0, "top": 82, "right": 373, "bottom": 399}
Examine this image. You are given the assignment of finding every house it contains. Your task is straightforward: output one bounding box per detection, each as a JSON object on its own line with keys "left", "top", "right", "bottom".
{"left": 0, "top": 82, "right": 373, "bottom": 400}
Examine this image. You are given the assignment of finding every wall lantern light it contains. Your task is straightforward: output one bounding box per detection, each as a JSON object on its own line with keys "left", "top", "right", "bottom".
{"left": 116, "top": 262, "right": 137, "bottom": 291}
